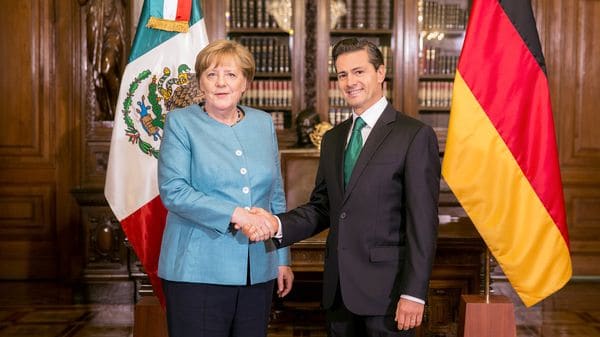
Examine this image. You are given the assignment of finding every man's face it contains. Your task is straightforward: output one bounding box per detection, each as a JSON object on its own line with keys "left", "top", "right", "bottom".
{"left": 335, "top": 49, "right": 386, "bottom": 115}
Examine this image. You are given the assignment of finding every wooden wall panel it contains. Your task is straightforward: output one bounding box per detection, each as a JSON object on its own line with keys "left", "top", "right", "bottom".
{"left": 0, "top": 242, "right": 58, "bottom": 279}
{"left": 0, "top": 0, "right": 82, "bottom": 280}
{"left": 0, "top": 184, "right": 58, "bottom": 278}
{"left": 538, "top": 0, "right": 600, "bottom": 275}
{"left": 83, "top": 142, "right": 110, "bottom": 187}
{"left": 0, "top": 1, "right": 50, "bottom": 164}
{"left": 571, "top": 196, "right": 600, "bottom": 229}
{"left": 575, "top": 1, "right": 600, "bottom": 157}
{"left": 0, "top": 1, "right": 58, "bottom": 279}
{"left": 0, "top": 185, "right": 53, "bottom": 236}
{"left": 564, "top": 187, "right": 600, "bottom": 274}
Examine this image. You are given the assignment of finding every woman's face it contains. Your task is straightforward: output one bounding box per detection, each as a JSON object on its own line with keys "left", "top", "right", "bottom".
{"left": 199, "top": 56, "right": 247, "bottom": 114}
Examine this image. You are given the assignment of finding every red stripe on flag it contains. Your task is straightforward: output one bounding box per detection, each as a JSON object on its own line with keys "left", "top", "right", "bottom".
{"left": 457, "top": 0, "right": 568, "bottom": 245}
{"left": 175, "top": 0, "right": 192, "bottom": 22}
{"left": 120, "top": 196, "right": 168, "bottom": 306}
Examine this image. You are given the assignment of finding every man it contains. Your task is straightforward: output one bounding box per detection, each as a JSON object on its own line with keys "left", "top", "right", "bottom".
{"left": 250, "top": 38, "right": 440, "bottom": 336}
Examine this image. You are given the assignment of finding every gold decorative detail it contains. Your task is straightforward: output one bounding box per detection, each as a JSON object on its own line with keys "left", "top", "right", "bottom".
{"left": 330, "top": 1, "right": 347, "bottom": 29}
{"left": 266, "top": 0, "right": 346, "bottom": 32}
{"left": 147, "top": 17, "right": 189, "bottom": 33}
{"left": 310, "top": 122, "right": 334, "bottom": 150}
{"left": 165, "top": 73, "right": 204, "bottom": 111}
{"left": 266, "top": 0, "right": 293, "bottom": 31}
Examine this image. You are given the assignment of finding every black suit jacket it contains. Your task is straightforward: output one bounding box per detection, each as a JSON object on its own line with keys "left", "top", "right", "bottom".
{"left": 278, "top": 103, "right": 440, "bottom": 316}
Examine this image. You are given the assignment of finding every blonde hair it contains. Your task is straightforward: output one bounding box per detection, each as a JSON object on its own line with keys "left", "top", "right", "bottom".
{"left": 194, "top": 39, "right": 255, "bottom": 82}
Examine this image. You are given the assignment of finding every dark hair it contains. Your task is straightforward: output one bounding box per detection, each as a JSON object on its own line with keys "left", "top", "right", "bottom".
{"left": 331, "top": 38, "right": 384, "bottom": 71}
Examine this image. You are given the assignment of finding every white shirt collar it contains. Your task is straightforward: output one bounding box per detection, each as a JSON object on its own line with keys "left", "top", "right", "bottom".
{"left": 352, "top": 96, "right": 388, "bottom": 128}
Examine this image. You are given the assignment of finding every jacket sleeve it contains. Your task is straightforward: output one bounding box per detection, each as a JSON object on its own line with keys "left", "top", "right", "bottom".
{"left": 158, "top": 112, "right": 237, "bottom": 235}
{"left": 400, "top": 125, "right": 440, "bottom": 299}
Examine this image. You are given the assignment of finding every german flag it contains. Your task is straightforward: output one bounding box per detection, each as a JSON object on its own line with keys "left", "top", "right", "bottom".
{"left": 442, "top": 0, "right": 571, "bottom": 307}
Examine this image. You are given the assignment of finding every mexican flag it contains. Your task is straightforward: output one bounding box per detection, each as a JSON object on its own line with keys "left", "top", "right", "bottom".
{"left": 442, "top": 0, "right": 571, "bottom": 307}
{"left": 105, "top": 0, "right": 208, "bottom": 306}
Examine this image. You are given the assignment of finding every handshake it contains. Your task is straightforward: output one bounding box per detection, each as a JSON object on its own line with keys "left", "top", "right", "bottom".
{"left": 232, "top": 207, "right": 279, "bottom": 242}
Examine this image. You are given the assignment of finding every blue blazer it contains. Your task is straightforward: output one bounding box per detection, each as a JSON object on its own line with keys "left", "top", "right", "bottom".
{"left": 157, "top": 104, "right": 290, "bottom": 285}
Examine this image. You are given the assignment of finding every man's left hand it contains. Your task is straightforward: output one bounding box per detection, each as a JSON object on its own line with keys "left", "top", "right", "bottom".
{"left": 394, "top": 298, "right": 424, "bottom": 330}
{"left": 276, "top": 266, "right": 294, "bottom": 297}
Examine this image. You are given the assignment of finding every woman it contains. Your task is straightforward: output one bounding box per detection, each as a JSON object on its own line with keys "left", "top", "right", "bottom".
{"left": 157, "top": 39, "right": 294, "bottom": 337}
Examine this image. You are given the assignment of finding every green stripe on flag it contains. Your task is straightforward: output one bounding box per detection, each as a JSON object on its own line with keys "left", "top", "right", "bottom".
{"left": 148, "top": 0, "right": 165, "bottom": 19}
{"left": 129, "top": 0, "right": 204, "bottom": 62}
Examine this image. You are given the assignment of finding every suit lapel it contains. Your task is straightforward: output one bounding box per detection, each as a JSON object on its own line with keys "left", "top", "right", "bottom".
{"left": 333, "top": 119, "right": 352, "bottom": 196}
{"left": 344, "top": 104, "right": 397, "bottom": 200}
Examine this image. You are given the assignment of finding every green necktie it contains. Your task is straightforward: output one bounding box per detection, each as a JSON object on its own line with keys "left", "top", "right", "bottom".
{"left": 344, "top": 117, "right": 367, "bottom": 186}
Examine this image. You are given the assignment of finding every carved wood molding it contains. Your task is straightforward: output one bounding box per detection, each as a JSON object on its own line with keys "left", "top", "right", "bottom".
{"left": 304, "top": 0, "right": 317, "bottom": 108}
{"left": 80, "top": 0, "right": 127, "bottom": 124}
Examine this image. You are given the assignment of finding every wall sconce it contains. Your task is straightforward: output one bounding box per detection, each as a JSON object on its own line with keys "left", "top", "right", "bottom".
{"left": 267, "top": 0, "right": 293, "bottom": 31}
{"left": 267, "top": 0, "right": 348, "bottom": 32}
{"left": 330, "top": 1, "right": 347, "bottom": 29}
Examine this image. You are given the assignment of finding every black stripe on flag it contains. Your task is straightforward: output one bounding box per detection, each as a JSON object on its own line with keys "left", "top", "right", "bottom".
{"left": 499, "top": 0, "right": 547, "bottom": 74}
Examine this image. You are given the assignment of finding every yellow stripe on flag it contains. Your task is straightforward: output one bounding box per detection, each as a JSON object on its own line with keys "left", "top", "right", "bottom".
{"left": 443, "top": 73, "right": 572, "bottom": 306}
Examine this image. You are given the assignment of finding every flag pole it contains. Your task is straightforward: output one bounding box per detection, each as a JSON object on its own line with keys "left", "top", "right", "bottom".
{"left": 485, "top": 248, "right": 490, "bottom": 303}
